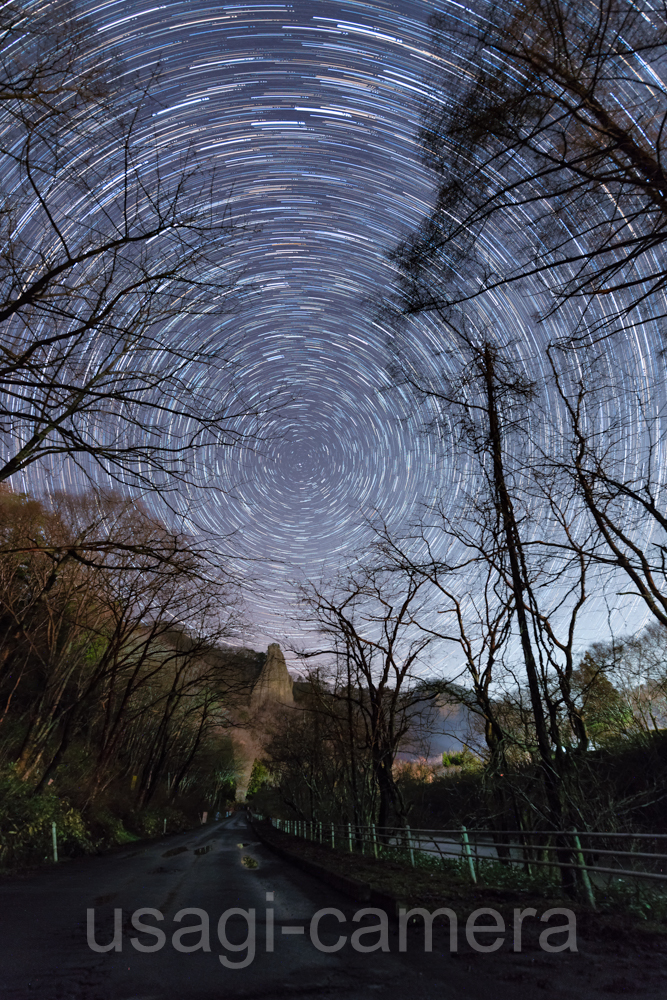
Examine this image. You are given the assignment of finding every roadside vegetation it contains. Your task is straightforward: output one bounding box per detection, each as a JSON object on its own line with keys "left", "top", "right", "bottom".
{"left": 0, "top": 486, "right": 239, "bottom": 870}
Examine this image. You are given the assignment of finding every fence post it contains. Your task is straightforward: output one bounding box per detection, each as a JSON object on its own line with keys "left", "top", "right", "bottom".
{"left": 461, "top": 825, "right": 476, "bottom": 883}
{"left": 331, "top": 822, "right": 335, "bottom": 849}
{"left": 348, "top": 822, "right": 353, "bottom": 853}
{"left": 372, "top": 823, "right": 378, "bottom": 859}
{"left": 572, "top": 831, "right": 596, "bottom": 909}
{"left": 405, "top": 824, "right": 415, "bottom": 867}
{"left": 319, "top": 821, "right": 322, "bottom": 845}
{"left": 51, "top": 821, "right": 58, "bottom": 863}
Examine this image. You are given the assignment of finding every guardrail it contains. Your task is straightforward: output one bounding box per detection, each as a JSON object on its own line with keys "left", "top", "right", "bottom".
{"left": 250, "top": 814, "right": 667, "bottom": 907}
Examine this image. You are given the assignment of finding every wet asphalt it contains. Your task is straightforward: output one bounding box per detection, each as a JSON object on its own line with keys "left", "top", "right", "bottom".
{"left": 0, "top": 813, "right": 650, "bottom": 1000}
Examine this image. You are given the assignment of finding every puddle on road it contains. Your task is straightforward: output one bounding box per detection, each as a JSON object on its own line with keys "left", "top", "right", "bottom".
{"left": 194, "top": 845, "right": 213, "bottom": 856}
{"left": 162, "top": 845, "right": 188, "bottom": 858}
{"left": 241, "top": 855, "right": 258, "bottom": 869}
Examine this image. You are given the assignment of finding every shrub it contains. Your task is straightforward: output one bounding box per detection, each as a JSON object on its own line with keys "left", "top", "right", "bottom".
{"left": 0, "top": 765, "right": 93, "bottom": 867}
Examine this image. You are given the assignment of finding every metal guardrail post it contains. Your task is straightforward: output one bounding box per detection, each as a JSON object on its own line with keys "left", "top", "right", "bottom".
{"left": 406, "top": 824, "right": 415, "bottom": 867}
{"left": 572, "top": 830, "right": 596, "bottom": 909}
{"left": 51, "top": 821, "right": 58, "bottom": 863}
{"left": 461, "top": 825, "right": 476, "bottom": 883}
{"left": 271, "top": 819, "right": 666, "bottom": 884}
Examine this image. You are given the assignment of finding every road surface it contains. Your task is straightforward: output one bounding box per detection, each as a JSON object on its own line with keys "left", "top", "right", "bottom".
{"left": 0, "top": 813, "right": 660, "bottom": 999}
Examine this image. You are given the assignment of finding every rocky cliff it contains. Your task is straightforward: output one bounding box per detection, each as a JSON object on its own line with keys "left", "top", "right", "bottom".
{"left": 213, "top": 641, "right": 293, "bottom": 799}
{"left": 250, "top": 643, "right": 294, "bottom": 707}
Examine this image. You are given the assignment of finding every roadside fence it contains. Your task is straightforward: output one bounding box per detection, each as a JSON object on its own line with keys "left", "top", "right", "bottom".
{"left": 250, "top": 813, "right": 667, "bottom": 905}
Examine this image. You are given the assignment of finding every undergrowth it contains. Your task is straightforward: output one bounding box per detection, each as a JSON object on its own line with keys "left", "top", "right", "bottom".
{"left": 0, "top": 765, "right": 210, "bottom": 870}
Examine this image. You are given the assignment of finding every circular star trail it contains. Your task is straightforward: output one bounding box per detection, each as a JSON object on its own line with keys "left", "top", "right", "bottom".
{"left": 17, "top": 0, "right": 451, "bottom": 642}
{"left": 13, "top": 0, "right": 666, "bottom": 647}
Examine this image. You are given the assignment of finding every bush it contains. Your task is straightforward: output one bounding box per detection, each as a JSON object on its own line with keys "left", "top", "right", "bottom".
{"left": 596, "top": 877, "right": 667, "bottom": 923}
{"left": 441, "top": 749, "right": 481, "bottom": 770}
{"left": 0, "top": 765, "right": 93, "bottom": 867}
{"left": 247, "top": 759, "right": 269, "bottom": 798}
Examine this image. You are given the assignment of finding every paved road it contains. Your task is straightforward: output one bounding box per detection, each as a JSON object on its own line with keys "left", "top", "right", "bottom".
{"left": 0, "top": 814, "right": 660, "bottom": 1000}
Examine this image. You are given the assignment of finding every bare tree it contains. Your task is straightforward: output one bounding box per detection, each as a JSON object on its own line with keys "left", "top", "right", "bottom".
{"left": 385, "top": 326, "right": 598, "bottom": 856}
{"left": 547, "top": 346, "right": 667, "bottom": 629}
{"left": 259, "top": 681, "right": 366, "bottom": 825}
{"left": 296, "top": 563, "right": 437, "bottom": 830}
{"left": 395, "top": 0, "right": 667, "bottom": 334}
{"left": 0, "top": 487, "right": 241, "bottom": 801}
{"left": 0, "top": 3, "right": 261, "bottom": 493}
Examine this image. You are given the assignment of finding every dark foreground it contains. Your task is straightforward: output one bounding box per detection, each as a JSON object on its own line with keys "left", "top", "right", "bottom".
{"left": 0, "top": 813, "right": 663, "bottom": 999}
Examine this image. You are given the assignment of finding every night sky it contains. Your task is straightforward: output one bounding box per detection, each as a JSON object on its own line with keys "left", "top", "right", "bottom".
{"left": 14, "top": 0, "right": 662, "bottom": 653}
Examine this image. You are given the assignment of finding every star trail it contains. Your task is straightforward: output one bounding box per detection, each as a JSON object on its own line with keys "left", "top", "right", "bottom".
{"left": 10, "top": 0, "right": 665, "bottom": 647}
{"left": 10, "top": 0, "right": 449, "bottom": 643}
